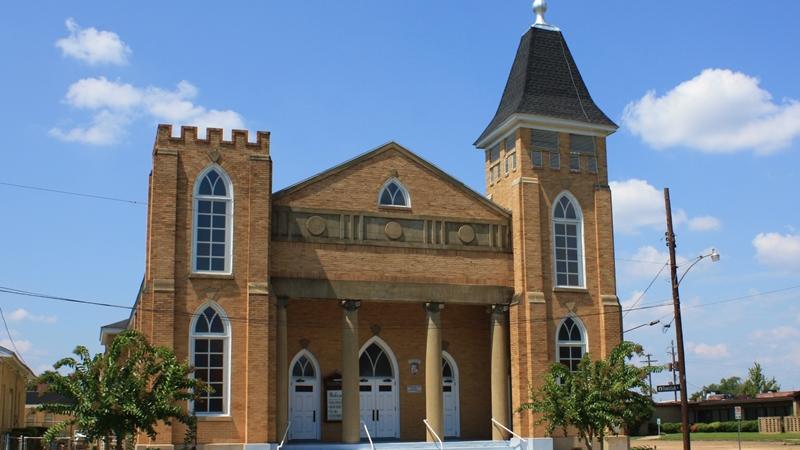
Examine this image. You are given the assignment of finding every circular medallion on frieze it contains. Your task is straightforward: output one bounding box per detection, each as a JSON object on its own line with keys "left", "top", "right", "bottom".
{"left": 384, "top": 221, "right": 403, "bottom": 240}
{"left": 458, "top": 224, "right": 475, "bottom": 244}
{"left": 306, "top": 215, "right": 326, "bottom": 236}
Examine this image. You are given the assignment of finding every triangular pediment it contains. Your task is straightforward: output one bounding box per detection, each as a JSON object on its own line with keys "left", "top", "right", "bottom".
{"left": 273, "top": 142, "right": 509, "bottom": 220}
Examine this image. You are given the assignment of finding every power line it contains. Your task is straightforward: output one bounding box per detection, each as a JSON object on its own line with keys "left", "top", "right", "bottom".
{"left": 623, "top": 261, "right": 668, "bottom": 318}
{"left": 0, "top": 305, "right": 26, "bottom": 364}
{"left": 0, "top": 181, "right": 146, "bottom": 206}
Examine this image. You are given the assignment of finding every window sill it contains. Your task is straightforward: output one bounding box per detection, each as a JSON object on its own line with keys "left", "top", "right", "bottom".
{"left": 553, "top": 286, "right": 589, "bottom": 294}
{"left": 196, "top": 415, "right": 233, "bottom": 422}
{"left": 378, "top": 205, "right": 412, "bottom": 211}
{"left": 189, "top": 273, "right": 235, "bottom": 280}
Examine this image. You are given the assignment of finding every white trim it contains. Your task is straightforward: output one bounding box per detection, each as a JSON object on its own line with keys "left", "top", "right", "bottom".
{"left": 555, "top": 314, "right": 589, "bottom": 370}
{"left": 188, "top": 301, "right": 232, "bottom": 417}
{"left": 191, "top": 164, "right": 235, "bottom": 275}
{"left": 551, "top": 191, "right": 586, "bottom": 289}
{"left": 476, "top": 112, "right": 617, "bottom": 150}
{"left": 288, "top": 349, "right": 322, "bottom": 440}
{"left": 441, "top": 351, "right": 460, "bottom": 438}
{"left": 377, "top": 177, "right": 411, "bottom": 208}
{"left": 358, "top": 336, "right": 401, "bottom": 439}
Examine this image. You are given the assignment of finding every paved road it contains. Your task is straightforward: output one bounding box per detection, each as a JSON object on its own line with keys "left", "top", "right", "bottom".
{"left": 638, "top": 440, "right": 800, "bottom": 449}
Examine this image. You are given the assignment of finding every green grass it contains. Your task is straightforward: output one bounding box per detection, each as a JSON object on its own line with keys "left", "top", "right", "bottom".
{"left": 635, "top": 432, "right": 800, "bottom": 442}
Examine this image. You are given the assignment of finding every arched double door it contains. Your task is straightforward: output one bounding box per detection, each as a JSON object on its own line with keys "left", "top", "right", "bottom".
{"left": 288, "top": 351, "right": 321, "bottom": 440}
{"left": 359, "top": 338, "right": 400, "bottom": 439}
{"left": 442, "top": 352, "right": 460, "bottom": 438}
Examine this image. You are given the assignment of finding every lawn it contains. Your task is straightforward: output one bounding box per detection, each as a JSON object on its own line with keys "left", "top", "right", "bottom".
{"left": 641, "top": 432, "right": 800, "bottom": 442}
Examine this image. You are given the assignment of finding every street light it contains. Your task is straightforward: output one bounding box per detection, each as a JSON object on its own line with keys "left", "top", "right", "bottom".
{"left": 664, "top": 188, "right": 721, "bottom": 450}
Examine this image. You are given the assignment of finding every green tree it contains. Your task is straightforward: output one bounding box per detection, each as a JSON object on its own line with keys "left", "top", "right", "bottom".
{"left": 689, "top": 362, "right": 780, "bottom": 400}
{"left": 742, "top": 362, "right": 780, "bottom": 397}
{"left": 689, "top": 376, "right": 743, "bottom": 401}
{"left": 519, "top": 341, "right": 657, "bottom": 450}
{"left": 35, "top": 330, "right": 206, "bottom": 450}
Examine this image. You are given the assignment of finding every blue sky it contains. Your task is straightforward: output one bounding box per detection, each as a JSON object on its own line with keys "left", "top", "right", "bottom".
{"left": 1, "top": 1, "right": 799, "bottom": 401}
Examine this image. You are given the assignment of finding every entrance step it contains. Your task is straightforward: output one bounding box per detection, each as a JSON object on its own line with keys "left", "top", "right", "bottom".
{"left": 282, "top": 440, "right": 517, "bottom": 450}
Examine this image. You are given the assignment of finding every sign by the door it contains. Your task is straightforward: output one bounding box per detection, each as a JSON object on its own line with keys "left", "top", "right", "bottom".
{"left": 406, "top": 384, "right": 422, "bottom": 393}
{"left": 326, "top": 390, "right": 342, "bottom": 421}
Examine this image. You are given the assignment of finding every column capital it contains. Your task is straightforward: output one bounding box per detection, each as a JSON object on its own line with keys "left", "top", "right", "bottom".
{"left": 424, "top": 302, "right": 444, "bottom": 313}
{"left": 488, "top": 304, "right": 509, "bottom": 314}
{"left": 340, "top": 300, "right": 361, "bottom": 311}
{"left": 276, "top": 296, "right": 290, "bottom": 308}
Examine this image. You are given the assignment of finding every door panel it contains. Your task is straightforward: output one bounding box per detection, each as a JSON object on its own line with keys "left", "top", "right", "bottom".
{"left": 374, "top": 380, "right": 396, "bottom": 438}
{"left": 290, "top": 382, "right": 318, "bottom": 440}
{"left": 359, "top": 382, "right": 375, "bottom": 437}
{"left": 443, "top": 378, "right": 459, "bottom": 437}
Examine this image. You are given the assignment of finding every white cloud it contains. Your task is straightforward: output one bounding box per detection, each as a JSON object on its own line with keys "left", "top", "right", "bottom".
{"left": 610, "top": 179, "right": 722, "bottom": 234}
{"left": 55, "top": 18, "right": 131, "bottom": 65}
{"left": 620, "top": 246, "right": 670, "bottom": 279}
{"left": 0, "top": 338, "right": 32, "bottom": 354}
{"left": 51, "top": 77, "right": 245, "bottom": 145}
{"left": 688, "top": 342, "right": 729, "bottom": 359}
{"left": 610, "top": 179, "right": 686, "bottom": 234}
{"left": 688, "top": 215, "right": 722, "bottom": 232}
{"left": 752, "top": 232, "right": 800, "bottom": 270}
{"left": 752, "top": 326, "right": 800, "bottom": 341}
{"left": 7, "top": 308, "right": 57, "bottom": 324}
{"left": 623, "top": 68, "right": 800, "bottom": 154}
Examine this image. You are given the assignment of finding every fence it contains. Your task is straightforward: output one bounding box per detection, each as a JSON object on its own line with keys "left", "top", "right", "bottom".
{"left": 786, "top": 416, "right": 800, "bottom": 433}
{"left": 759, "top": 416, "right": 784, "bottom": 434}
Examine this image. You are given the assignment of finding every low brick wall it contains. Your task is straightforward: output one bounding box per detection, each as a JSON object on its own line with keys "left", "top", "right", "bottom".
{"left": 785, "top": 416, "right": 800, "bottom": 433}
{"left": 759, "top": 417, "right": 783, "bottom": 434}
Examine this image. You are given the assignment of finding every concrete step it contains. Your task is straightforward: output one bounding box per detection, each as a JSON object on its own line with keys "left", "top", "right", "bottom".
{"left": 282, "top": 440, "right": 516, "bottom": 450}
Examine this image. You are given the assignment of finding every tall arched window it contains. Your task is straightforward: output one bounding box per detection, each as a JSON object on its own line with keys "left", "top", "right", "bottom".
{"left": 191, "top": 304, "right": 230, "bottom": 415}
{"left": 552, "top": 193, "right": 584, "bottom": 287}
{"left": 378, "top": 178, "right": 411, "bottom": 208}
{"left": 557, "top": 316, "right": 587, "bottom": 371}
{"left": 193, "top": 166, "right": 233, "bottom": 273}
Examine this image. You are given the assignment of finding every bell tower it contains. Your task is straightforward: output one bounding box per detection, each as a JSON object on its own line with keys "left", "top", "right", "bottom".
{"left": 475, "top": 0, "right": 623, "bottom": 437}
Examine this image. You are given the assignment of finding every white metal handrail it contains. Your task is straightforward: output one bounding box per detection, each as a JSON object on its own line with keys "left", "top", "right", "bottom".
{"left": 491, "top": 418, "right": 527, "bottom": 445}
{"left": 422, "top": 419, "right": 444, "bottom": 450}
{"left": 277, "top": 421, "right": 291, "bottom": 450}
{"left": 360, "top": 420, "right": 375, "bottom": 450}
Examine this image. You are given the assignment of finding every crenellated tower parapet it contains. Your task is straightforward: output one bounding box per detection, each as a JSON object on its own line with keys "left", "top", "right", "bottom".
{"left": 154, "top": 124, "right": 271, "bottom": 155}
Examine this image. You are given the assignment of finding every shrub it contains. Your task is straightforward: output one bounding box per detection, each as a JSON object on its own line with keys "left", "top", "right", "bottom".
{"left": 660, "top": 420, "right": 758, "bottom": 433}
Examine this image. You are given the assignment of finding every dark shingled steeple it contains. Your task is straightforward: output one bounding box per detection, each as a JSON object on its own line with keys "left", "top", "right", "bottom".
{"left": 475, "top": 27, "right": 617, "bottom": 146}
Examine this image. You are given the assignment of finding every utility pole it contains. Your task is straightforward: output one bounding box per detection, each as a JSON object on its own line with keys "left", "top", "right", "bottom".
{"left": 668, "top": 340, "right": 678, "bottom": 402}
{"left": 664, "top": 188, "right": 691, "bottom": 450}
{"left": 641, "top": 353, "right": 658, "bottom": 400}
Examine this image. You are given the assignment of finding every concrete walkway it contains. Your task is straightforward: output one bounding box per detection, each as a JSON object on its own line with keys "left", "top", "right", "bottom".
{"left": 635, "top": 440, "right": 800, "bottom": 449}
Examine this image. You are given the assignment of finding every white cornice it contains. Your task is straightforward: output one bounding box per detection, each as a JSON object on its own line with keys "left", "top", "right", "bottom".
{"left": 476, "top": 113, "right": 618, "bottom": 149}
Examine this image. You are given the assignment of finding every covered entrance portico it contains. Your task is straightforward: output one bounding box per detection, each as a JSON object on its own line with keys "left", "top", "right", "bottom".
{"left": 273, "top": 277, "right": 513, "bottom": 445}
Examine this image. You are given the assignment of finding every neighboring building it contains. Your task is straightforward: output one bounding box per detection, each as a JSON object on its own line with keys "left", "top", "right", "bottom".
{"left": 0, "top": 346, "right": 34, "bottom": 434}
{"left": 106, "top": 3, "right": 623, "bottom": 449}
{"left": 651, "top": 391, "right": 800, "bottom": 425}
{"left": 24, "top": 390, "right": 73, "bottom": 435}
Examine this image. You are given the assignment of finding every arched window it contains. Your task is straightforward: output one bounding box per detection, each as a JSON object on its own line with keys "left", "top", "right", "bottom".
{"left": 191, "top": 304, "right": 230, "bottom": 415}
{"left": 552, "top": 193, "right": 584, "bottom": 287}
{"left": 378, "top": 178, "right": 411, "bottom": 208}
{"left": 557, "top": 317, "right": 587, "bottom": 371}
{"left": 359, "top": 343, "right": 393, "bottom": 377}
{"left": 291, "top": 354, "right": 316, "bottom": 378}
{"left": 193, "top": 166, "right": 233, "bottom": 273}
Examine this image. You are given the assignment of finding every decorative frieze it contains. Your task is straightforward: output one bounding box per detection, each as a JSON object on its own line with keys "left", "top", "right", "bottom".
{"left": 271, "top": 206, "right": 511, "bottom": 252}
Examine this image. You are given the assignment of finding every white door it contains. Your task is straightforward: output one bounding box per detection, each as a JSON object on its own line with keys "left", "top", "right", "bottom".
{"left": 359, "top": 341, "right": 399, "bottom": 439}
{"left": 374, "top": 379, "right": 397, "bottom": 438}
{"left": 289, "top": 382, "right": 317, "bottom": 439}
{"left": 289, "top": 353, "right": 320, "bottom": 440}
{"left": 360, "top": 380, "right": 375, "bottom": 437}
{"left": 442, "top": 355, "right": 460, "bottom": 437}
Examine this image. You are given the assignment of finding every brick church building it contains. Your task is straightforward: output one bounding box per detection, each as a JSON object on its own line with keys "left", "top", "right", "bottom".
{"left": 103, "top": 2, "right": 623, "bottom": 449}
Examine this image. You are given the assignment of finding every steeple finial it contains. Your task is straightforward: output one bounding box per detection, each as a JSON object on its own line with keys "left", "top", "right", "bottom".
{"left": 533, "top": 0, "right": 548, "bottom": 25}
{"left": 532, "top": 0, "right": 559, "bottom": 30}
